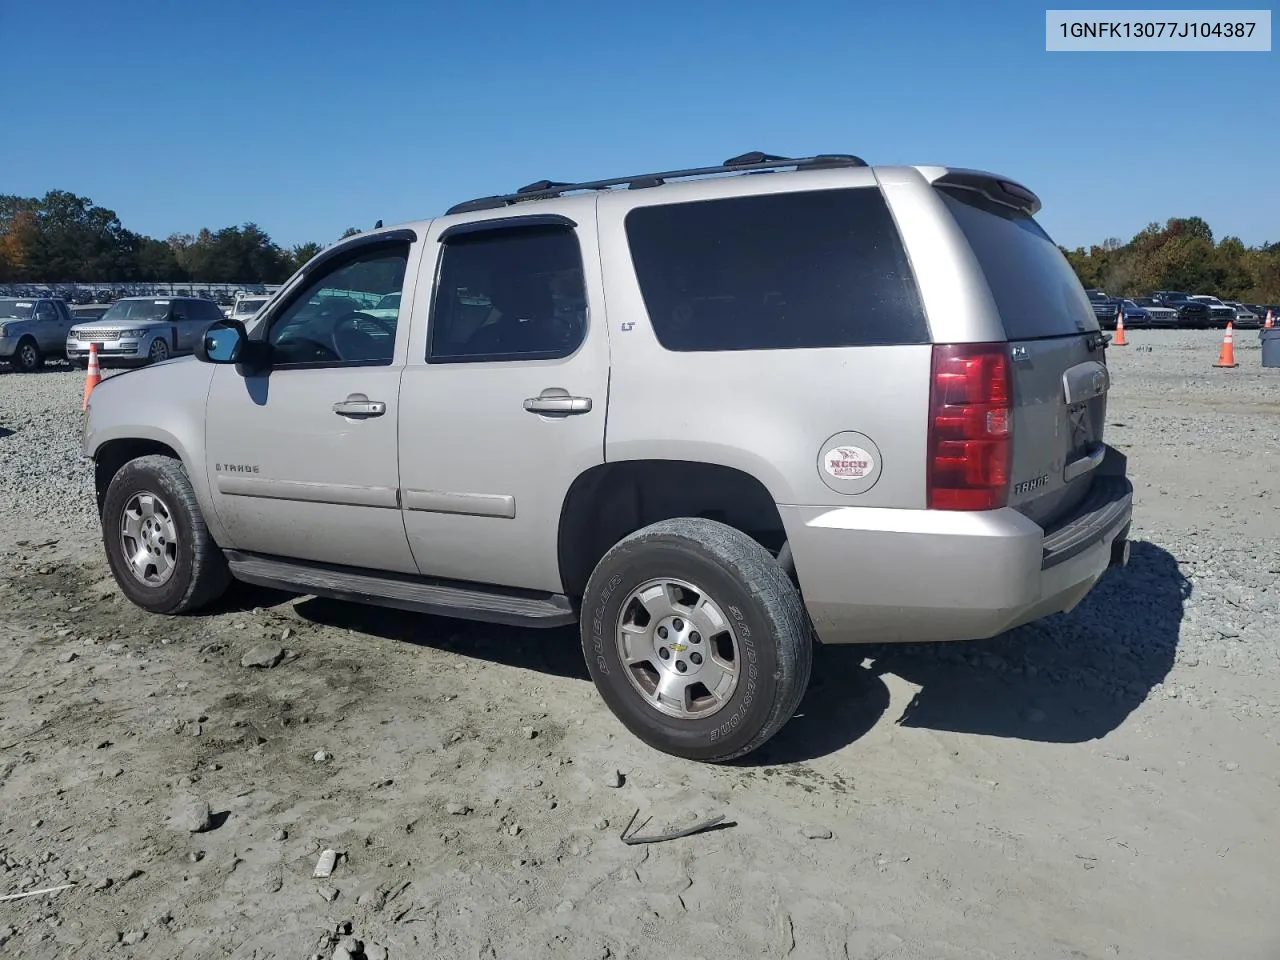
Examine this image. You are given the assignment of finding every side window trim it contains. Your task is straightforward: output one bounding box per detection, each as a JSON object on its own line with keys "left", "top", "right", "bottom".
{"left": 425, "top": 223, "right": 587, "bottom": 365}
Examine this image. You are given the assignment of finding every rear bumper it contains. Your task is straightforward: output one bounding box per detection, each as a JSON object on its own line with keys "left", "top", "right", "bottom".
{"left": 783, "top": 446, "right": 1133, "bottom": 644}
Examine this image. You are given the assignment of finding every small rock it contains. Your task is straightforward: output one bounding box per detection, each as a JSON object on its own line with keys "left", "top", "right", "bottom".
{"left": 338, "top": 937, "right": 362, "bottom": 954}
{"left": 318, "top": 885, "right": 339, "bottom": 902}
{"left": 604, "top": 770, "right": 624, "bottom": 788}
{"left": 556, "top": 900, "right": 574, "bottom": 914}
{"left": 522, "top": 727, "right": 538, "bottom": 740}
{"left": 366, "top": 946, "right": 389, "bottom": 960}
{"left": 507, "top": 823, "right": 521, "bottom": 837}
{"left": 58, "top": 650, "right": 78, "bottom": 664}
{"left": 281, "top": 627, "right": 294, "bottom": 641}
{"left": 273, "top": 829, "right": 288, "bottom": 841}
{"left": 29, "top": 819, "right": 42, "bottom": 829}
{"left": 93, "top": 877, "right": 113, "bottom": 891}
{"left": 169, "top": 794, "right": 213, "bottom": 833}
{"left": 803, "top": 827, "right": 833, "bottom": 840}
{"left": 593, "top": 818, "right": 610, "bottom": 831}
{"left": 445, "top": 802, "right": 472, "bottom": 816}
{"left": 121, "top": 930, "right": 146, "bottom": 946}
{"left": 313, "top": 849, "right": 338, "bottom": 878}
{"left": 240, "top": 643, "right": 284, "bottom": 669}
{"left": 313, "top": 750, "right": 331, "bottom": 763}
{"left": 1224, "top": 761, "right": 1239, "bottom": 772}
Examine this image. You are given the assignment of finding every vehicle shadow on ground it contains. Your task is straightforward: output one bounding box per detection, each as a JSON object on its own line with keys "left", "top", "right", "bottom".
{"left": 289, "top": 597, "right": 592, "bottom": 681}
{"left": 880, "top": 540, "right": 1187, "bottom": 742}
{"left": 221, "top": 540, "right": 1188, "bottom": 763}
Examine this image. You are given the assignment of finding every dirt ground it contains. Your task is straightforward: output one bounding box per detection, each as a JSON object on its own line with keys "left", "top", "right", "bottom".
{"left": 2, "top": 330, "right": 1279, "bottom": 959}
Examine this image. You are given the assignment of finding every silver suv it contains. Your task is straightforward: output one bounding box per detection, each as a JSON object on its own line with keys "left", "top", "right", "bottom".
{"left": 67, "top": 296, "right": 227, "bottom": 368}
{"left": 0, "top": 296, "right": 74, "bottom": 371}
{"left": 82, "top": 152, "right": 1133, "bottom": 762}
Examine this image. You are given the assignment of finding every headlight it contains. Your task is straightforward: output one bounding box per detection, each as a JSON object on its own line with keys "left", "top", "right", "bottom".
{"left": 118, "top": 329, "right": 148, "bottom": 338}
{"left": 0, "top": 324, "right": 9, "bottom": 337}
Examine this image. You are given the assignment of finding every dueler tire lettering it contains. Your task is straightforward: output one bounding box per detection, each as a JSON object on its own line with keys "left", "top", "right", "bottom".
{"left": 578, "top": 518, "right": 813, "bottom": 763}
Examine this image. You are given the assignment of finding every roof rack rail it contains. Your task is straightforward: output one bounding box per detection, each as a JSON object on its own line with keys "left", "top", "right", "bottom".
{"left": 446, "top": 151, "right": 868, "bottom": 215}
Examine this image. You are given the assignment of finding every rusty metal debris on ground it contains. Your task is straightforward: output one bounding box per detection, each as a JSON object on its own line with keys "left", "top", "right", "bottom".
{"left": 619, "top": 808, "right": 730, "bottom": 845}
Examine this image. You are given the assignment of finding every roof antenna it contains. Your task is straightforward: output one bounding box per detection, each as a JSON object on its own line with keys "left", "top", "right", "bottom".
{"left": 373, "top": 219, "right": 383, "bottom": 229}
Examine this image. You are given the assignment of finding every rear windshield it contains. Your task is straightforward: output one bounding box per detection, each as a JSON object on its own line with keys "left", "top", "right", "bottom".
{"left": 938, "top": 188, "right": 1098, "bottom": 340}
{"left": 625, "top": 187, "right": 929, "bottom": 351}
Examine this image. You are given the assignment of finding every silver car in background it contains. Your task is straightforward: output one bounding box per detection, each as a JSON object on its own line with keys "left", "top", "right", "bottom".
{"left": 66, "top": 296, "right": 226, "bottom": 367}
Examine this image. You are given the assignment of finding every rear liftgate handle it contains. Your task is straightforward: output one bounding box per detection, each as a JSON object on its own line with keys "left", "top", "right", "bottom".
{"left": 523, "top": 386, "right": 592, "bottom": 417}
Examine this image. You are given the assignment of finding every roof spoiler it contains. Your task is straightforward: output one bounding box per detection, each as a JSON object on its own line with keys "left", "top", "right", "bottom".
{"left": 928, "top": 169, "right": 1042, "bottom": 216}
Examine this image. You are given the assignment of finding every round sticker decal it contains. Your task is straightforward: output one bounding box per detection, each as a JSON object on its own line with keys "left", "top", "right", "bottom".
{"left": 823, "top": 445, "right": 875, "bottom": 480}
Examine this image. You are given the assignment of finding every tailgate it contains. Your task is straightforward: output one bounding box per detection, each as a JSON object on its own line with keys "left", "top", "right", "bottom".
{"left": 1006, "top": 334, "right": 1109, "bottom": 526}
{"left": 933, "top": 183, "right": 1110, "bottom": 529}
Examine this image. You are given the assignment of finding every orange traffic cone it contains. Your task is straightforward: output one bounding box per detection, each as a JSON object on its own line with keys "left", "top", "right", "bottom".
{"left": 82, "top": 344, "right": 101, "bottom": 410}
{"left": 1112, "top": 310, "right": 1127, "bottom": 346}
{"left": 1265, "top": 309, "right": 1274, "bottom": 329}
{"left": 1213, "top": 322, "right": 1238, "bottom": 368}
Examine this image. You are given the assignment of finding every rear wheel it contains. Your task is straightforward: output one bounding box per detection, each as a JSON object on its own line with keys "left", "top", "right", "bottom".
{"left": 581, "top": 518, "right": 812, "bottom": 762}
{"left": 101, "top": 455, "right": 231, "bottom": 614}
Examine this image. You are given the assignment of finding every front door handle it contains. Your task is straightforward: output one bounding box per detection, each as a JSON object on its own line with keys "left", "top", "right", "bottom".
{"left": 524, "top": 388, "right": 592, "bottom": 416}
{"left": 333, "top": 393, "right": 386, "bottom": 418}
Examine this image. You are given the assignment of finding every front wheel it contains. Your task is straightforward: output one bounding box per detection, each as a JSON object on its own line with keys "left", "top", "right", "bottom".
{"left": 581, "top": 517, "right": 813, "bottom": 763}
{"left": 147, "top": 337, "right": 170, "bottom": 364}
{"left": 12, "top": 338, "right": 43, "bottom": 372}
{"left": 101, "top": 455, "right": 231, "bottom": 614}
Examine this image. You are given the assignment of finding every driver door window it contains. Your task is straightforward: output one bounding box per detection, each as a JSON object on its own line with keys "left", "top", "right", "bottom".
{"left": 266, "top": 246, "right": 408, "bottom": 368}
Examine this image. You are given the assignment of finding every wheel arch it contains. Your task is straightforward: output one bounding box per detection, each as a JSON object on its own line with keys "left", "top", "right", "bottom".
{"left": 557, "top": 459, "right": 789, "bottom": 599}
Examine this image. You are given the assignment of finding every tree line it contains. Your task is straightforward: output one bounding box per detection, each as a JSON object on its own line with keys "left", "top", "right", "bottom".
{"left": 1061, "top": 216, "right": 1279, "bottom": 302}
{"left": 0, "top": 190, "right": 362, "bottom": 285}
{"left": 3, "top": 189, "right": 1278, "bottom": 300}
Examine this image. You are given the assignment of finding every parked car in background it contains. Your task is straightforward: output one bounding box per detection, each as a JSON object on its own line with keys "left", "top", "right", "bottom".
{"left": 1226, "top": 302, "right": 1260, "bottom": 328}
{"left": 1130, "top": 297, "right": 1179, "bottom": 328}
{"left": 1114, "top": 299, "right": 1154, "bottom": 328}
{"left": 225, "top": 294, "right": 272, "bottom": 324}
{"left": 1148, "top": 291, "right": 1213, "bottom": 328}
{"left": 1189, "top": 295, "right": 1237, "bottom": 328}
{"left": 66, "top": 295, "right": 225, "bottom": 368}
{"left": 1084, "top": 288, "right": 1118, "bottom": 325}
{"left": 0, "top": 296, "right": 75, "bottom": 371}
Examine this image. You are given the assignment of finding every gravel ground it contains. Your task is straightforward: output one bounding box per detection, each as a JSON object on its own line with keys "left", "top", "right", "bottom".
{"left": 0, "top": 330, "right": 1278, "bottom": 960}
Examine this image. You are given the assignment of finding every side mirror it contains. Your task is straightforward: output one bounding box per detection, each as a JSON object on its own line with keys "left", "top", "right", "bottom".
{"left": 196, "top": 319, "right": 248, "bottom": 364}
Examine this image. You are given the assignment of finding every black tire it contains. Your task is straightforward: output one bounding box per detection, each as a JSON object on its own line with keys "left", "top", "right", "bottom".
{"left": 13, "top": 337, "right": 43, "bottom": 372}
{"left": 147, "top": 337, "right": 170, "bottom": 365}
{"left": 101, "top": 454, "right": 231, "bottom": 614}
{"left": 581, "top": 517, "right": 813, "bottom": 763}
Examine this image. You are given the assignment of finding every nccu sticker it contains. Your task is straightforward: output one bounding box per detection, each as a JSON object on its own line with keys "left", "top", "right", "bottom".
{"left": 823, "top": 445, "right": 875, "bottom": 480}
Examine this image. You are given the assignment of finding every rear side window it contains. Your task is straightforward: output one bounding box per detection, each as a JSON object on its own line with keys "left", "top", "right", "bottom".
{"left": 624, "top": 188, "right": 929, "bottom": 352}
{"left": 938, "top": 188, "right": 1099, "bottom": 340}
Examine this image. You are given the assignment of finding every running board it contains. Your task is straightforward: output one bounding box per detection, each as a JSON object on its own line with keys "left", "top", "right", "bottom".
{"left": 223, "top": 550, "right": 577, "bottom": 629}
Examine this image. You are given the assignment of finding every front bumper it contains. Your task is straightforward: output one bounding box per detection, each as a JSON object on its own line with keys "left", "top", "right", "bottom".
{"left": 0, "top": 335, "right": 16, "bottom": 358}
{"left": 782, "top": 446, "right": 1133, "bottom": 645}
{"left": 66, "top": 337, "right": 143, "bottom": 364}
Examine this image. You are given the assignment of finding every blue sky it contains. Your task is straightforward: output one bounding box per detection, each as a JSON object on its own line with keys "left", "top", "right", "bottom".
{"left": 1, "top": 0, "right": 1275, "bottom": 250}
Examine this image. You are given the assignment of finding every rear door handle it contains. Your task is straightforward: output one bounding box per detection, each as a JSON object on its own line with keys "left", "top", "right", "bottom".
{"left": 333, "top": 394, "right": 386, "bottom": 418}
{"left": 524, "top": 389, "right": 592, "bottom": 415}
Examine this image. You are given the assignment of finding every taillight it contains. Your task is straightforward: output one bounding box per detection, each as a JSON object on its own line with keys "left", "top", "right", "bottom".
{"left": 927, "top": 342, "right": 1012, "bottom": 510}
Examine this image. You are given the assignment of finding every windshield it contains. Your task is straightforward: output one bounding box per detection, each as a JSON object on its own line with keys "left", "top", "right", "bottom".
{"left": 0, "top": 299, "right": 35, "bottom": 319}
{"left": 233, "top": 298, "right": 269, "bottom": 316}
{"left": 100, "top": 299, "right": 171, "bottom": 323}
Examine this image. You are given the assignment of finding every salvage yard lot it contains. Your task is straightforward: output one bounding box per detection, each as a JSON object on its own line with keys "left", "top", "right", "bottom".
{"left": 1, "top": 330, "right": 1278, "bottom": 960}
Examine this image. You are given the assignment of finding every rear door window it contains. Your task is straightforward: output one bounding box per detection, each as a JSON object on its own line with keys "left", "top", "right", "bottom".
{"left": 624, "top": 187, "right": 929, "bottom": 352}
{"left": 937, "top": 188, "right": 1099, "bottom": 340}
